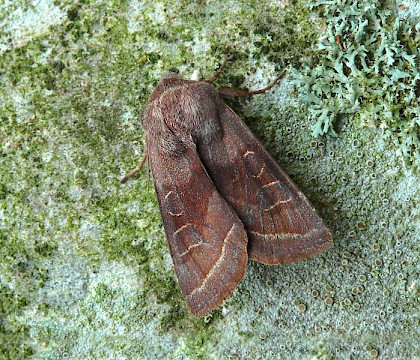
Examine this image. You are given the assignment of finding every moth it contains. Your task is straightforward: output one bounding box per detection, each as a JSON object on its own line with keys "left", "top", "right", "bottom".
{"left": 121, "top": 56, "right": 333, "bottom": 317}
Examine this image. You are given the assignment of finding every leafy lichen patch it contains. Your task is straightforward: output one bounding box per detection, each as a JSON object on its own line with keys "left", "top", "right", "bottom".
{"left": 292, "top": 0, "right": 420, "bottom": 171}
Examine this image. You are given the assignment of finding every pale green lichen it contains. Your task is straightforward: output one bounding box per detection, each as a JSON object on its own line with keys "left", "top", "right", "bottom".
{"left": 0, "top": 0, "right": 419, "bottom": 359}
{"left": 292, "top": 0, "right": 420, "bottom": 171}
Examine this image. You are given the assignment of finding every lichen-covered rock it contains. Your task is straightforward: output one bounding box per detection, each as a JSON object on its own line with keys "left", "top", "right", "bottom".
{"left": 0, "top": 1, "right": 418, "bottom": 359}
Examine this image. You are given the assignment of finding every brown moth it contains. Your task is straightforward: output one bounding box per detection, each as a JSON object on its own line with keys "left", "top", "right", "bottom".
{"left": 121, "top": 57, "right": 333, "bottom": 317}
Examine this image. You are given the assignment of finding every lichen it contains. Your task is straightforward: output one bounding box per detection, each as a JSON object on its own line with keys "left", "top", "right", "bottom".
{"left": 291, "top": 0, "right": 420, "bottom": 172}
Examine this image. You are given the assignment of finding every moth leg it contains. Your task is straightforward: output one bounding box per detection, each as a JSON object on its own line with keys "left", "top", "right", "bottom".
{"left": 205, "top": 55, "right": 235, "bottom": 83}
{"left": 218, "top": 71, "right": 286, "bottom": 97}
{"left": 119, "top": 149, "right": 148, "bottom": 184}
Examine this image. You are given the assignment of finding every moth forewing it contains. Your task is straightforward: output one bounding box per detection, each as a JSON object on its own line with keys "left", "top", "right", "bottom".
{"left": 197, "top": 105, "right": 333, "bottom": 265}
{"left": 143, "top": 78, "right": 248, "bottom": 317}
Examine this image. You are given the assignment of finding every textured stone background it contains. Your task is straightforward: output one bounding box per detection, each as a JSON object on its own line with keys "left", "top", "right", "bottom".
{"left": 0, "top": 1, "right": 418, "bottom": 359}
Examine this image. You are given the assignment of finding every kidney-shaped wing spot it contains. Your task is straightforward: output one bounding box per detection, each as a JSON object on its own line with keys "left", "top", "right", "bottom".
{"left": 163, "top": 190, "right": 185, "bottom": 217}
